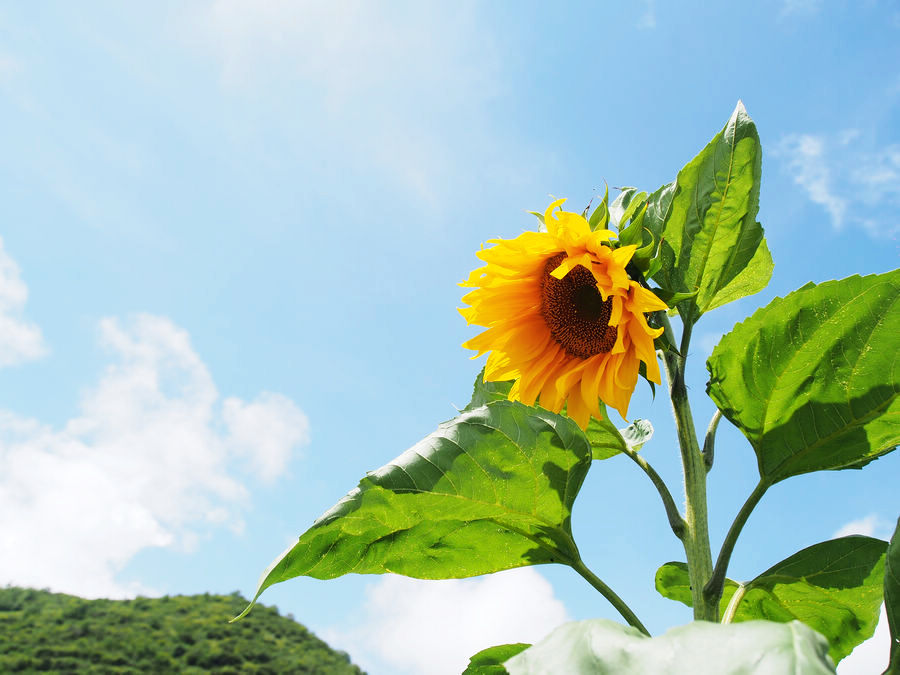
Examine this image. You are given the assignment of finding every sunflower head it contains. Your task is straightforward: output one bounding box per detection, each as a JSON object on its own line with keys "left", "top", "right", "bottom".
{"left": 460, "top": 198, "right": 668, "bottom": 429}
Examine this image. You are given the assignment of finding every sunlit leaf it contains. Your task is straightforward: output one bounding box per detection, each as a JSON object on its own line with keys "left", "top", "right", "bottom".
{"left": 504, "top": 618, "right": 835, "bottom": 674}
{"left": 645, "top": 102, "right": 772, "bottom": 322}
{"left": 707, "top": 270, "right": 900, "bottom": 484}
{"left": 236, "top": 401, "right": 593, "bottom": 619}
{"left": 465, "top": 369, "right": 514, "bottom": 410}
{"left": 466, "top": 369, "right": 647, "bottom": 461}
{"left": 656, "top": 536, "right": 887, "bottom": 663}
{"left": 610, "top": 187, "right": 647, "bottom": 230}
{"left": 462, "top": 643, "right": 529, "bottom": 675}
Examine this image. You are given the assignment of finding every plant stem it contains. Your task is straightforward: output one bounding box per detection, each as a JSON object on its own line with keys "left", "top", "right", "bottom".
{"left": 659, "top": 313, "right": 716, "bottom": 621}
{"left": 572, "top": 558, "right": 650, "bottom": 636}
{"left": 704, "top": 480, "right": 769, "bottom": 610}
{"left": 720, "top": 582, "right": 747, "bottom": 624}
{"left": 620, "top": 445, "right": 685, "bottom": 539}
{"left": 702, "top": 409, "right": 722, "bottom": 473}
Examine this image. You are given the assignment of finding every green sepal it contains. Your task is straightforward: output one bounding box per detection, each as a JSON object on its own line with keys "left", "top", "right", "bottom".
{"left": 638, "top": 361, "right": 656, "bottom": 400}
{"left": 527, "top": 210, "right": 545, "bottom": 232}
{"left": 618, "top": 204, "right": 648, "bottom": 247}
{"left": 651, "top": 287, "right": 700, "bottom": 308}
{"left": 588, "top": 184, "right": 611, "bottom": 231}
{"left": 611, "top": 187, "right": 648, "bottom": 231}
{"left": 649, "top": 311, "right": 679, "bottom": 356}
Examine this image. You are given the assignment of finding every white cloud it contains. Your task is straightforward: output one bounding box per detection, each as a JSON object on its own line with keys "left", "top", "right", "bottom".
{"left": 0, "top": 236, "right": 46, "bottom": 367}
{"left": 324, "top": 567, "right": 570, "bottom": 675}
{"left": 774, "top": 132, "right": 900, "bottom": 237}
{"left": 0, "top": 313, "right": 309, "bottom": 598}
{"left": 637, "top": 0, "right": 656, "bottom": 29}
{"left": 774, "top": 134, "right": 847, "bottom": 228}
{"left": 832, "top": 514, "right": 894, "bottom": 540}
{"left": 837, "top": 605, "right": 890, "bottom": 675}
{"left": 223, "top": 392, "right": 310, "bottom": 481}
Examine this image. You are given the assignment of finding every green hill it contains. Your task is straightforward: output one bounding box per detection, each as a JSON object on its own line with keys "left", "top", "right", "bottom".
{"left": 0, "top": 586, "right": 364, "bottom": 674}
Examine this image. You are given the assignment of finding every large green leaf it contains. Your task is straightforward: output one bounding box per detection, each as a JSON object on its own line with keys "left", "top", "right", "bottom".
{"left": 885, "top": 518, "right": 900, "bottom": 674}
{"left": 504, "top": 618, "right": 836, "bottom": 674}
{"left": 466, "top": 369, "right": 650, "bottom": 461}
{"left": 646, "top": 101, "right": 772, "bottom": 322}
{"left": 706, "top": 270, "right": 900, "bottom": 484}
{"left": 656, "top": 536, "right": 888, "bottom": 663}
{"left": 463, "top": 643, "right": 529, "bottom": 675}
{"left": 236, "top": 401, "right": 592, "bottom": 619}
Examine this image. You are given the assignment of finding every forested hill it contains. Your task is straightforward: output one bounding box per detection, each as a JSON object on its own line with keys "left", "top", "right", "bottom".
{"left": 0, "top": 586, "right": 364, "bottom": 674}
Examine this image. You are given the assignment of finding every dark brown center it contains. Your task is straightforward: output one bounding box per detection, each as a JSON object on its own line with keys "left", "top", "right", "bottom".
{"left": 540, "top": 252, "right": 617, "bottom": 359}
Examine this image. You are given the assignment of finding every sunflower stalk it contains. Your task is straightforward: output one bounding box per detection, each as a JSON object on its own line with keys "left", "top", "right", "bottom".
{"left": 658, "top": 312, "right": 716, "bottom": 621}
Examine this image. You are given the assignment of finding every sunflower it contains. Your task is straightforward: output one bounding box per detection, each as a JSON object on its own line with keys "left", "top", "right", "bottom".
{"left": 460, "top": 198, "right": 668, "bottom": 429}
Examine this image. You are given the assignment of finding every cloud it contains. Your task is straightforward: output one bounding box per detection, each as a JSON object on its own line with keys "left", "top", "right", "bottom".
{"left": 0, "top": 237, "right": 47, "bottom": 368}
{"left": 837, "top": 605, "right": 890, "bottom": 675}
{"left": 0, "top": 314, "right": 309, "bottom": 598}
{"left": 773, "top": 134, "right": 847, "bottom": 227}
{"left": 324, "top": 567, "right": 570, "bottom": 675}
{"left": 774, "top": 132, "right": 900, "bottom": 237}
{"left": 832, "top": 514, "right": 893, "bottom": 540}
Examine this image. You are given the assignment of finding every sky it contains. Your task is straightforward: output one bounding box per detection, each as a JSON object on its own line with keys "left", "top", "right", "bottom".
{"left": 0, "top": 1, "right": 898, "bottom": 673}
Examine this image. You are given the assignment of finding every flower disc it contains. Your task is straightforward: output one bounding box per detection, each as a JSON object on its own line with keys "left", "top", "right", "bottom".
{"left": 460, "top": 198, "right": 667, "bottom": 428}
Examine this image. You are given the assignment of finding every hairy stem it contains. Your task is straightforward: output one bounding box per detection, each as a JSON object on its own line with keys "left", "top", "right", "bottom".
{"left": 703, "top": 409, "right": 722, "bottom": 473}
{"left": 660, "top": 313, "right": 716, "bottom": 621}
{"left": 704, "top": 480, "right": 769, "bottom": 610}
{"left": 572, "top": 558, "right": 650, "bottom": 636}
{"left": 620, "top": 445, "right": 685, "bottom": 539}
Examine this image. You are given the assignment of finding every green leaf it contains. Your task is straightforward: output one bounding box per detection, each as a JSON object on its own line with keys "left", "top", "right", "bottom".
{"left": 610, "top": 187, "right": 646, "bottom": 230}
{"left": 885, "top": 518, "right": 900, "bottom": 674}
{"left": 647, "top": 102, "right": 772, "bottom": 322}
{"left": 466, "top": 369, "right": 646, "bottom": 462}
{"left": 236, "top": 401, "right": 593, "bottom": 620}
{"left": 650, "top": 287, "right": 699, "bottom": 308}
{"left": 655, "top": 561, "right": 740, "bottom": 614}
{"left": 465, "top": 369, "right": 513, "bottom": 410}
{"left": 706, "top": 270, "right": 900, "bottom": 484}
{"left": 504, "top": 618, "right": 836, "bottom": 674}
{"left": 656, "top": 536, "right": 888, "bottom": 663}
{"left": 588, "top": 184, "right": 610, "bottom": 231}
{"left": 462, "top": 643, "right": 530, "bottom": 675}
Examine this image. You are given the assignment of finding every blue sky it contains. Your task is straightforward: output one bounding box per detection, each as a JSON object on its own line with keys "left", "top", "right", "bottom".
{"left": 1, "top": 1, "right": 898, "bottom": 673}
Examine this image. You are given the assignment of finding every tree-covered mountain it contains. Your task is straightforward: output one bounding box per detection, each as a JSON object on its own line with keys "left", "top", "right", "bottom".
{"left": 0, "top": 586, "right": 364, "bottom": 674}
